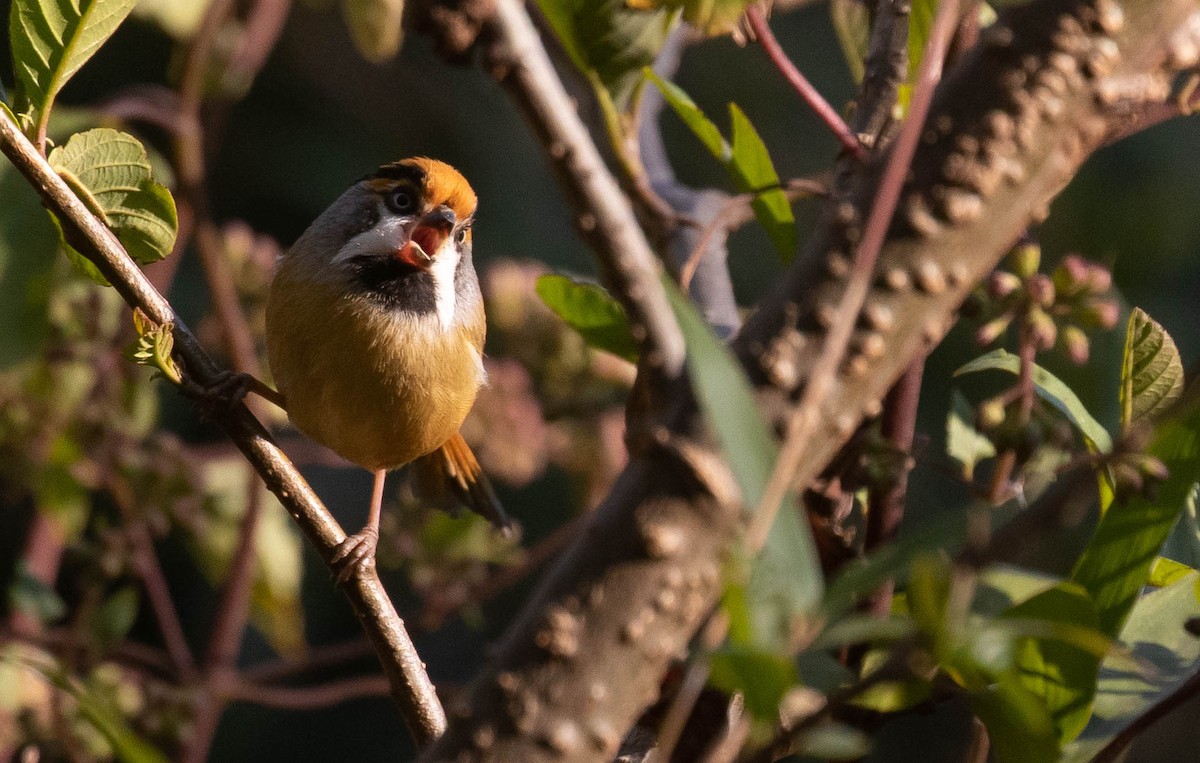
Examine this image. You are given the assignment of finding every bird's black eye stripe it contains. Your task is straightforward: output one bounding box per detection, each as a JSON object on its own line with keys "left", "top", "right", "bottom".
{"left": 384, "top": 185, "right": 417, "bottom": 215}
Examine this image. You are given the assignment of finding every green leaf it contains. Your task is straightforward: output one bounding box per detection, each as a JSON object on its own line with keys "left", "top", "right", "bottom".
{"left": 644, "top": 69, "right": 728, "bottom": 159}
{"left": 664, "top": 277, "right": 823, "bottom": 645}
{"left": 946, "top": 389, "right": 996, "bottom": 480}
{"left": 830, "top": 0, "right": 870, "bottom": 83}
{"left": 907, "top": 0, "right": 936, "bottom": 87}
{"left": 708, "top": 644, "right": 798, "bottom": 721}
{"left": 1064, "top": 572, "right": 1200, "bottom": 762}
{"left": 1160, "top": 484, "right": 1200, "bottom": 568}
{"left": 1070, "top": 381, "right": 1200, "bottom": 636}
{"left": 971, "top": 673, "right": 1060, "bottom": 763}
{"left": 646, "top": 72, "right": 797, "bottom": 261}
{"left": 92, "top": 586, "right": 140, "bottom": 646}
{"left": 130, "top": 0, "right": 208, "bottom": 39}
{"left": 534, "top": 274, "right": 638, "bottom": 362}
{"left": 0, "top": 145, "right": 56, "bottom": 367}
{"left": 1001, "top": 583, "right": 1102, "bottom": 744}
{"left": 794, "top": 723, "right": 871, "bottom": 760}
{"left": 625, "top": 0, "right": 748, "bottom": 36}
{"left": 9, "top": 561, "right": 67, "bottom": 622}
{"left": 1120, "top": 307, "right": 1184, "bottom": 432}
{"left": 9, "top": 0, "right": 139, "bottom": 138}
{"left": 1147, "top": 556, "right": 1194, "bottom": 587}
{"left": 47, "top": 128, "right": 177, "bottom": 282}
{"left": 342, "top": 0, "right": 405, "bottom": 63}
{"left": 955, "top": 349, "right": 1113, "bottom": 453}
{"left": 728, "top": 105, "right": 796, "bottom": 261}
{"left": 536, "top": 0, "right": 676, "bottom": 110}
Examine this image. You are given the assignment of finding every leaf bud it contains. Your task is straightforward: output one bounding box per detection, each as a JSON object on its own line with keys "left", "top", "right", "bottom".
{"left": 1060, "top": 324, "right": 1090, "bottom": 364}
{"left": 1027, "top": 273, "right": 1056, "bottom": 308}
{"left": 1078, "top": 298, "right": 1120, "bottom": 329}
{"left": 975, "top": 315, "right": 1012, "bottom": 346}
{"left": 1026, "top": 308, "right": 1058, "bottom": 350}
{"left": 987, "top": 271, "right": 1022, "bottom": 300}
{"left": 977, "top": 398, "right": 1007, "bottom": 430}
{"left": 1008, "top": 243, "right": 1041, "bottom": 279}
{"left": 1052, "top": 254, "right": 1089, "bottom": 296}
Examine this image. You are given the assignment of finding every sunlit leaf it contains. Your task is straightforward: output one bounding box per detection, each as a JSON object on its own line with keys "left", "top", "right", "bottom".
{"left": 9, "top": 0, "right": 139, "bottom": 137}
{"left": 729, "top": 104, "right": 796, "bottom": 261}
{"left": 1147, "top": 556, "right": 1194, "bottom": 587}
{"left": 47, "top": 128, "right": 177, "bottom": 283}
{"left": 1120, "top": 307, "right": 1183, "bottom": 432}
{"left": 955, "top": 349, "right": 1113, "bottom": 453}
{"left": 646, "top": 72, "right": 797, "bottom": 261}
{"left": 1002, "top": 583, "right": 1102, "bottom": 743}
{"left": 794, "top": 722, "right": 872, "bottom": 760}
{"left": 1064, "top": 572, "right": 1200, "bottom": 761}
{"left": 535, "top": 274, "right": 638, "bottom": 362}
{"left": 342, "top": 0, "right": 405, "bottom": 63}
{"left": 1070, "top": 380, "right": 1200, "bottom": 636}
{"left": 664, "top": 277, "right": 822, "bottom": 646}
{"left": 946, "top": 389, "right": 996, "bottom": 480}
{"left": 130, "top": 0, "right": 209, "bottom": 39}
{"left": 626, "top": 0, "right": 748, "bottom": 36}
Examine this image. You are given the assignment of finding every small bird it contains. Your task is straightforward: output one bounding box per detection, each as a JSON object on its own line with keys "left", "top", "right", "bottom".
{"left": 264, "top": 157, "right": 510, "bottom": 579}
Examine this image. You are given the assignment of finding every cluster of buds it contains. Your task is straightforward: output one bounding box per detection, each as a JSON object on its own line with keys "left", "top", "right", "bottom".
{"left": 970, "top": 244, "right": 1120, "bottom": 363}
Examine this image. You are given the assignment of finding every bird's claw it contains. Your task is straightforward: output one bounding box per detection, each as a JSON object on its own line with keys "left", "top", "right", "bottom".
{"left": 181, "top": 370, "right": 252, "bottom": 421}
{"left": 330, "top": 528, "right": 379, "bottom": 583}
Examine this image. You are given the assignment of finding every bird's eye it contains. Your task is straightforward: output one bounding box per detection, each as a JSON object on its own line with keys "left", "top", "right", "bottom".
{"left": 386, "top": 188, "right": 416, "bottom": 214}
{"left": 455, "top": 227, "right": 469, "bottom": 244}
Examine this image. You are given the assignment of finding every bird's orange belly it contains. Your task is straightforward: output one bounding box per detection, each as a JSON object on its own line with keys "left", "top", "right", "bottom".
{"left": 266, "top": 276, "right": 484, "bottom": 471}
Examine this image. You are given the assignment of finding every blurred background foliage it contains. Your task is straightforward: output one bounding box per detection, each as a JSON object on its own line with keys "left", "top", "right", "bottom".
{"left": 0, "top": 0, "right": 1198, "bottom": 760}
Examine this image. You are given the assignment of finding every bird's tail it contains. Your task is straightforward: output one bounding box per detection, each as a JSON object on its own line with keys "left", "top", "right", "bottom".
{"left": 414, "top": 432, "right": 513, "bottom": 535}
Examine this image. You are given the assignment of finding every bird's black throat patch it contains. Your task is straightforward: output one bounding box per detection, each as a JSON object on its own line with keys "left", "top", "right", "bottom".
{"left": 349, "top": 256, "right": 437, "bottom": 315}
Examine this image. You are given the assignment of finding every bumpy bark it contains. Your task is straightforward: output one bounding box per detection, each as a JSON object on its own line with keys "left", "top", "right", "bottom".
{"left": 419, "top": 0, "right": 1200, "bottom": 760}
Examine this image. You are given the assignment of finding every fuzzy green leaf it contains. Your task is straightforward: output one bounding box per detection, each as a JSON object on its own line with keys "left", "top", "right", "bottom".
{"left": 946, "top": 389, "right": 996, "bottom": 480}
{"left": 536, "top": 0, "right": 675, "bottom": 110}
{"left": 342, "top": 0, "right": 406, "bottom": 63}
{"left": 535, "top": 274, "right": 638, "bottom": 362}
{"left": 664, "top": 277, "right": 823, "bottom": 647}
{"left": 955, "top": 349, "right": 1113, "bottom": 453}
{"left": 9, "top": 0, "right": 139, "bottom": 136}
{"left": 47, "top": 128, "right": 177, "bottom": 282}
{"left": 1120, "top": 307, "right": 1184, "bottom": 431}
{"left": 830, "top": 0, "right": 870, "bottom": 83}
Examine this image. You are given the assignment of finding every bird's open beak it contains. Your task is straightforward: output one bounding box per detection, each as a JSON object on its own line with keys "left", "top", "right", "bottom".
{"left": 396, "top": 208, "right": 455, "bottom": 270}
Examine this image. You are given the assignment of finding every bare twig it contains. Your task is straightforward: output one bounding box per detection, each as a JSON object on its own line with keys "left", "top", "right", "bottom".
{"left": 749, "top": 0, "right": 962, "bottom": 551}
{"left": 485, "top": 0, "right": 685, "bottom": 379}
{"left": 746, "top": 5, "right": 867, "bottom": 161}
{"left": 0, "top": 106, "right": 446, "bottom": 748}
{"left": 241, "top": 637, "right": 376, "bottom": 683}
{"left": 229, "top": 675, "right": 392, "bottom": 710}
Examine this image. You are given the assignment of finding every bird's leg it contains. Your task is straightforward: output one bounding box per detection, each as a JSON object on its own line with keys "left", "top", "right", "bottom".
{"left": 181, "top": 369, "right": 287, "bottom": 418}
{"left": 331, "top": 469, "right": 386, "bottom": 583}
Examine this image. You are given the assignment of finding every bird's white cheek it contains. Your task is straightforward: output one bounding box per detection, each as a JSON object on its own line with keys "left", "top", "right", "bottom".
{"left": 429, "top": 241, "right": 460, "bottom": 331}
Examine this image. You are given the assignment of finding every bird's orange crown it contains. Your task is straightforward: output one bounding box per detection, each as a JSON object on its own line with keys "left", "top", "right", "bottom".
{"left": 366, "top": 157, "right": 477, "bottom": 225}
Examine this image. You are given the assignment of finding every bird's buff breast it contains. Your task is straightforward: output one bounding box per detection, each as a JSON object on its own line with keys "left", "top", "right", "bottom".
{"left": 266, "top": 273, "right": 484, "bottom": 471}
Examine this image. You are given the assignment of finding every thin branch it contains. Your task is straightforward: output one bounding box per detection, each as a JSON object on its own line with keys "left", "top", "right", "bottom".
{"left": 749, "top": 0, "right": 962, "bottom": 551}
{"left": 241, "top": 637, "right": 376, "bottom": 683}
{"left": 1093, "top": 664, "right": 1200, "bottom": 762}
{"left": 0, "top": 106, "right": 446, "bottom": 748}
{"left": 229, "top": 675, "right": 392, "bottom": 710}
{"left": 851, "top": 0, "right": 911, "bottom": 148}
{"left": 746, "top": 5, "right": 868, "bottom": 161}
{"left": 485, "top": 0, "right": 686, "bottom": 380}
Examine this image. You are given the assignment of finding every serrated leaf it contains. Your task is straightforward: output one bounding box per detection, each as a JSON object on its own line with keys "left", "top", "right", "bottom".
{"left": 830, "top": 0, "right": 870, "bottom": 83}
{"left": 947, "top": 389, "right": 996, "bottom": 480}
{"left": 47, "top": 128, "right": 177, "bottom": 282}
{"left": 534, "top": 274, "right": 638, "bottom": 362}
{"left": 9, "top": 0, "right": 139, "bottom": 137}
{"left": 536, "top": 0, "right": 675, "bottom": 110}
{"left": 664, "top": 276, "right": 823, "bottom": 646}
{"left": 646, "top": 72, "right": 797, "bottom": 261}
{"left": 729, "top": 105, "right": 796, "bottom": 261}
{"left": 342, "top": 0, "right": 405, "bottom": 63}
{"left": 1070, "top": 380, "right": 1200, "bottom": 636}
{"left": 1120, "top": 307, "right": 1183, "bottom": 431}
{"left": 708, "top": 644, "right": 798, "bottom": 721}
{"left": 1001, "top": 583, "right": 1102, "bottom": 744}
{"left": 955, "top": 349, "right": 1113, "bottom": 454}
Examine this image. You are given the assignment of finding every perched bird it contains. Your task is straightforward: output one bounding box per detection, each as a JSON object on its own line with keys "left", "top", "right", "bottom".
{"left": 264, "top": 157, "right": 510, "bottom": 579}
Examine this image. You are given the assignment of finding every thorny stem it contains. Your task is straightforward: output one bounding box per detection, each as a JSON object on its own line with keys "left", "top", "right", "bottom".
{"left": 745, "top": 6, "right": 868, "bottom": 161}
{"left": 749, "top": 0, "right": 963, "bottom": 552}
{"left": 0, "top": 102, "right": 446, "bottom": 749}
